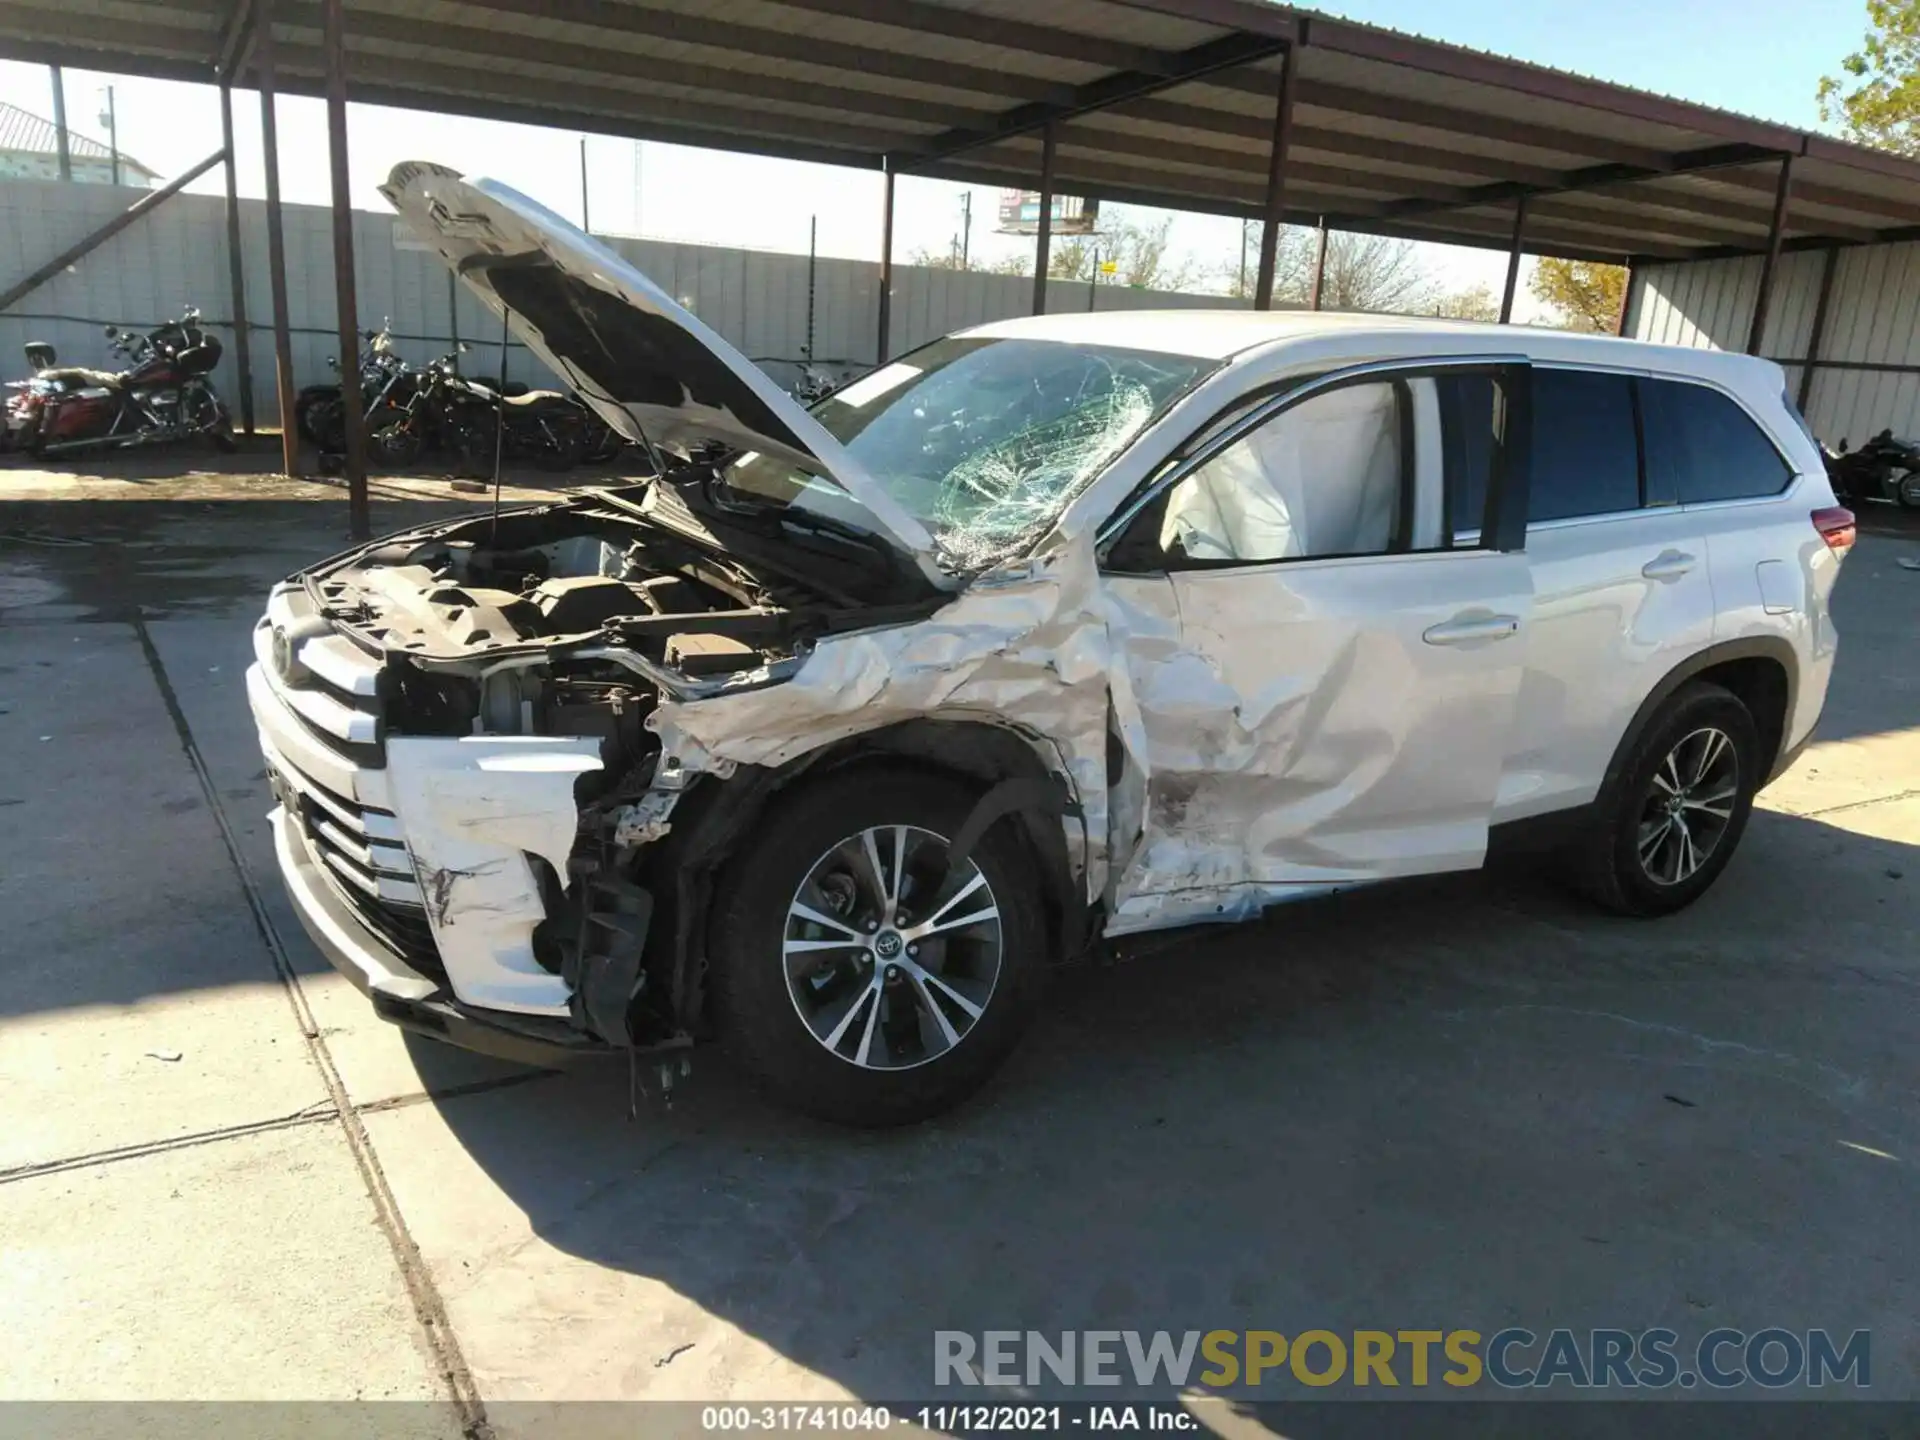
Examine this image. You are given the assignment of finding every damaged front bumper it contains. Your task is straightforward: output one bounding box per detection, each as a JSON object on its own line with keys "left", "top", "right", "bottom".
{"left": 269, "top": 804, "right": 610, "bottom": 1066}
{"left": 247, "top": 591, "right": 662, "bottom": 1063}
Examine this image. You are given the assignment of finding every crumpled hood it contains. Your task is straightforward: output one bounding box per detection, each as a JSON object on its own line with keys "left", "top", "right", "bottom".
{"left": 379, "top": 161, "right": 947, "bottom": 588}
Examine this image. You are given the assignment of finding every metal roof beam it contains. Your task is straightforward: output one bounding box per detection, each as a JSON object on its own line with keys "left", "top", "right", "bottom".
{"left": 1301, "top": 15, "right": 1807, "bottom": 153}
{"left": 969, "top": 128, "right": 1782, "bottom": 249}
{"left": 262, "top": 44, "right": 908, "bottom": 154}
{"left": 1203, "top": 72, "right": 1677, "bottom": 170}
{"left": 216, "top": 0, "right": 255, "bottom": 77}
{"left": 414, "top": 0, "right": 1081, "bottom": 108}
{"left": 762, "top": 0, "right": 1186, "bottom": 76}
{"left": 904, "top": 30, "right": 1289, "bottom": 167}
{"left": 321, "top": 9, "right": 997, "bottom": 131}
{"left": 1108, "top": 97, "right": 1570, "bottom": 187}
{"left": 1374, "top": 143, "right": 1785, "bottom": 223}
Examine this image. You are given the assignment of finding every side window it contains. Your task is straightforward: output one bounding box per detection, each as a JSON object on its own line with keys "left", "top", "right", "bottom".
{"left": 1641, "top": 378, "right": 1795, "bottom": 503}
{"left": 1154, "top": 381, "right": 1405, "bottom": 564}
{"left": 1529, "top": 369, "right": 1641, "bottom": 522}
{"left": 1435, "top": 373, "right": 1495, "bottom": 541}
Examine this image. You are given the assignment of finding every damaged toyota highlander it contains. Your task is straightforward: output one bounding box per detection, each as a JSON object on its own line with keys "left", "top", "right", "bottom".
{"left": 248, "top": 162, "right": 1852, "bottom": 1125}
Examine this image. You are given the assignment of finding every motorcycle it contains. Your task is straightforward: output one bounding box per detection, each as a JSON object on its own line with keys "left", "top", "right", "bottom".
{"left": 368, "top": 350, "right": 584, "bottom": 473}
{"left": 4, "top": 307, "right": 236, "bottom": 457}
{"left": 296, "top": 324, "right": 418, "bottom": 453}
{"left": 1822, "top": 428, "right": 1920, "bottom": 509}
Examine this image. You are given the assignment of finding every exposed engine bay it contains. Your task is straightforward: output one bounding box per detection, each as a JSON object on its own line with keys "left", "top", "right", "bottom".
{"left": 259, "top": 477, "right": 949, "bottom": 1054}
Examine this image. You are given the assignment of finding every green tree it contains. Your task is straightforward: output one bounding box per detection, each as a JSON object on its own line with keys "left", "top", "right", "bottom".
{"left": 1432, "top": 284, "right": 1500, "bottom": 322}
{"left": 1819, "top": 0, "right": 1920, "bottom": 155}
{"left": 1529, "top": 257, "right": 1627, "bottom": 332}
{"left": 1050, "top": 214, "right": 1199, "bottom": 290}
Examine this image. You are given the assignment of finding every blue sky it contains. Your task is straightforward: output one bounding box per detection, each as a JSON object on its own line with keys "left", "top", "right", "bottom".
{"left": 0, "top": 0, "right": 1877, "bottom": 308}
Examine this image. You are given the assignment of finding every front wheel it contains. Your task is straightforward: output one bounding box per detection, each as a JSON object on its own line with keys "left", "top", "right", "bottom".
{"left": 1896, "top": 469, "right": 1920, "bottom": 509}
{"left": 710, "top": 768, "right": 1047, "bottom": 1126}
{"left": 1572, "top": 681, "right": 1761, "bottom": 916}
{"left": 368, "top": 418, "right": 424, "bottom": 469}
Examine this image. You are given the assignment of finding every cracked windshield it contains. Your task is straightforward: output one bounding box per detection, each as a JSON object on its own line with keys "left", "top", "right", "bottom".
{"left": 722, "top": 336, "right": 1213, "bottom": 571}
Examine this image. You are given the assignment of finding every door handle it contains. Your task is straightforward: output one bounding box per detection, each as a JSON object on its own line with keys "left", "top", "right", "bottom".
{"left": 1423, "top": 613, "right": 1521, "bottom": 646}
{"left": 1641, "top": 549, "right": 1697, "bottom": 581}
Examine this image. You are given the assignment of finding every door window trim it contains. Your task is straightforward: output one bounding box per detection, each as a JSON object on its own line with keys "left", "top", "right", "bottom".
{"left": 1097, "top": 353, "right": 1532, "bottom": 571}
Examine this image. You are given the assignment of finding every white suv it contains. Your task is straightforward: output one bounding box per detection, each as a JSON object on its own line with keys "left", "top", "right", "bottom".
{"left": 248, "top": 165, "right": 1855, "bottom": 1126}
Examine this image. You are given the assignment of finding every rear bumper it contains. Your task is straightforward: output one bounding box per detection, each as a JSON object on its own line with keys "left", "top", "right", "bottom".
{"left": 270, "top": 805, "right": 609, "bottom": 1067}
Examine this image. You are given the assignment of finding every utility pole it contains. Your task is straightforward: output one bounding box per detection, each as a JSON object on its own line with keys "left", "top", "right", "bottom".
{"left": 1239, "top": 218, "right": 1251, "bottom": 300}
{"left": 99, "top": 85, "right": 119, "bottom": 186}
{"left": 49, "top": 66, "right": 71, "bottom": 181}
{"left": 579, "top": 136, "right": 590, "bottom": 233}
{"left": 960, "top": 191, "right": 972, "bottom": 269}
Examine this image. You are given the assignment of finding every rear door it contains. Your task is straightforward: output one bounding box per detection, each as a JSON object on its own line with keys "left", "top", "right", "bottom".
{"left": 1097, "top": 358, "right": 1535, "bottom": 934}
{"left": 1493, "top": 367, "right": 1718, "bottom": 822}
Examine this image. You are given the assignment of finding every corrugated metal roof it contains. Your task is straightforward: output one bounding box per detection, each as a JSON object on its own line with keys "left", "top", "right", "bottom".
{"left": 3, "top": 0, "right": 1917, "bottom": 264}
{"left": 2, "top": 101, "right": 111, "bottom": 163}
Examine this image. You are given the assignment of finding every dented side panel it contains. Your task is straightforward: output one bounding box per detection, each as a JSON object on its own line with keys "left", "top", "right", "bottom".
{"left": 1108, "top": 549, "right": 1534, "bottom": 933}
{"left": 384, "top": 735, "right": 603, "bottom": 1015}
{"left": 653, "top": 544, "right": 1121, "bottom": 904}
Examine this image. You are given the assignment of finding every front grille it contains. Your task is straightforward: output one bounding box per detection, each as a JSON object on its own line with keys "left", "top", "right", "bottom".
{"left": 253, "top": 584, "right": 442, "bottom": 976}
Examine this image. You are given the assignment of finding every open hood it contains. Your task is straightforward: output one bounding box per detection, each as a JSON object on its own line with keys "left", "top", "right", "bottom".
{"left": 379, "top": 161, "right": 947, "bottom": 588}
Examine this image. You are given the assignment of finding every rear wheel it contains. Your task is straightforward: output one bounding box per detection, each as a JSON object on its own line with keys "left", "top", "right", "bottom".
{"left": 1896, "top": 469, "right": 1920, "bottom": 509}
{"left": 1573, "top": 681, "right": 1760, "bottom": 916}
{"left": 711, "top": 768, "right": 1047, "bottom": 1126}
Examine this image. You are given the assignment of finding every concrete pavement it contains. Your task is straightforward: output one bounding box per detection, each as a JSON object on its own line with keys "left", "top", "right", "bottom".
{"left": 2, "top": 471, "right": 1916, "bottom": 1432}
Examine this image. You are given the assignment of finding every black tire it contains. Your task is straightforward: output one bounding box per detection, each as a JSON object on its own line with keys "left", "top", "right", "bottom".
{"left": 453, "top": 414, "right": 499, "bottom": 479}
{"left": 710, "top": 767, "right": 1047, "bottom": 1127}
{"left": 368, "top": 419, "right": 425, "bottom": 470}
{"left": 1573, "top": 681, "right": 1761, "bottom": 917}
{"left": 534, "top": 420, "right": 584, "bottom": 472}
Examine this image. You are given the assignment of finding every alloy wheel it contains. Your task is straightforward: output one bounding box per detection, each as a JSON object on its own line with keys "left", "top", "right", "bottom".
{"left": 783, "top": 824, "right": 1003, "bottom": 1071}
{"left": 1636, "top": 726, "right": 1740, "bottom": 886}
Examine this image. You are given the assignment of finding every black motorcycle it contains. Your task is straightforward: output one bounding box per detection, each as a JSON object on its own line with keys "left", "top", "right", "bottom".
{"left": 1822, "top": 428, "right": 1920, "bottom": 509}
{"left": 297, "top": 324, "right": 418, "bottom": 454}
{"left": 3, "top": 306, "right": 234, "bottom": 457}
{"left": 370, "top": 352, "right": 584, "bottom": 474}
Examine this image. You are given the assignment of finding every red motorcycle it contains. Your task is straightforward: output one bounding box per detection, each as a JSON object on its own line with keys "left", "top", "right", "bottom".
{"left": 3, "top": 306, "right": 236, "bottom": 457}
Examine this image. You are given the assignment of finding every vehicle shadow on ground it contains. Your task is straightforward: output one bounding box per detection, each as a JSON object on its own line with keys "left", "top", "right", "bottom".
{"left": 421, "top": 797, "right": 1920, "bottom": 1410}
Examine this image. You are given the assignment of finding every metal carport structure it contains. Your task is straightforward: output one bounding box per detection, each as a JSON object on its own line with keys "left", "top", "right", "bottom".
{"left": 6, "top": 0, "right": 1920, "bottom": 534}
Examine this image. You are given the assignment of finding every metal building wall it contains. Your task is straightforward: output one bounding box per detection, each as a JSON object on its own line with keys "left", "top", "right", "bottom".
{"left": 1628, "top": 241, "right": 1920, "bottom": 445}
{"left": 0, "top": 177, "right": 1235, "bottom": 425}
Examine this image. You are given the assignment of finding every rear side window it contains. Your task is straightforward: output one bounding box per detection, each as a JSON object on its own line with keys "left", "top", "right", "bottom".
{"left": 1641, "top": 378, "right": 1794, "bottom": 503}
{"left": 1529, "top": 369, "right": 1641, "bottom": 522}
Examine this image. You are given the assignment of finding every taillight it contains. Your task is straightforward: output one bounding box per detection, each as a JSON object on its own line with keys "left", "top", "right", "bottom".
{"left": 1811, "top": 506, "right": 1856, "bottom": 555}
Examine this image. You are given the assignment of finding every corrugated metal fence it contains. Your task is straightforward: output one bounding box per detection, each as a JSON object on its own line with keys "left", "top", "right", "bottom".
{"left": 1627, "top": 242, "right": 1920, "bottom": 445}
{"left": 0, "top": 176, "right": 1239, "bottom": 423}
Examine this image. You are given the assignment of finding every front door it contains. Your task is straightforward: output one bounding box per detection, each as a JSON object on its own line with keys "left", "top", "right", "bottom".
{"left": 1097, "top": 361, "right": 1535, "bottom": 935}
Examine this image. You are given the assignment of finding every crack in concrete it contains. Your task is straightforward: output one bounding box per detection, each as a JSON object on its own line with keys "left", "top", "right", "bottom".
{"left": 133, "top": 611, "right": 496, "bottom": 1440}
{"left": 0, "top": 1104, "right": 341, "bottom": 1186}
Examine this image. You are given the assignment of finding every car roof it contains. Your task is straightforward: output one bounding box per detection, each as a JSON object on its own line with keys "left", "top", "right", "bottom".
{"left": 960, "top": 308, "right": 1783, "bottom": 393}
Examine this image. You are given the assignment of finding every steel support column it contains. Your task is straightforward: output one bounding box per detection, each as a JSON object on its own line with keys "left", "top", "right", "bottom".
{"left": 1253, "top": 44, "right": 1298, "bottom": 311}
{"left": 1498, "top": 194, "right": 1528, "bottom": 323}
{"left": 256, "top": 1, "right": 298, "bottom": 479}
{"left": 1797, "top": 245, "right": 1841, "bottom": 412}
{"left": 323, "top": 0, "right": 369, "bottom": 539}
{"left": 1613, "top": 260, "right": 1634, "bottom": 337}
{"left": 1309, "top": 218, "right": 1329, "bottom": 310}
{"left": 1747, "top": 153, "right": 1796, "bottom": 356}
{"left": 49, "top": 65, "right": 72, "bottom": 181}
{"left": 218, "top": 81, "right": 255, "bottom": 435}
{"left": 876, "top": 156, "right": 895, "bottom": 363}
{"left": 1031, "top": 122, "right": 1056, "bottom": 316}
